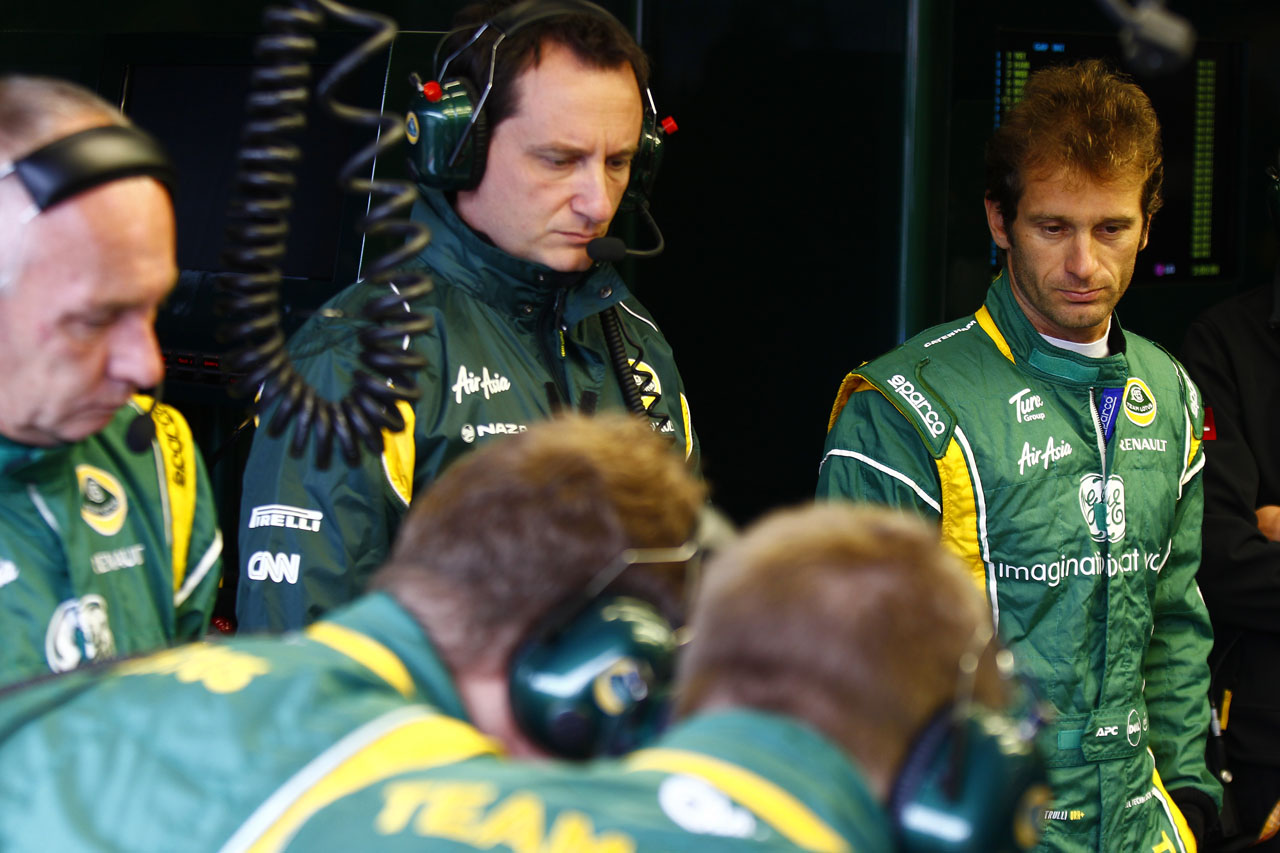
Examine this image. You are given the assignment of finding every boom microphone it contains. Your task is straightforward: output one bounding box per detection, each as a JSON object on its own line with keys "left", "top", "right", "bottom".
{"left": 125, "top": 383, "right": 163, "bottom": 453}
{"left": 587, "top": 200, "right": 665, "bottom": 263}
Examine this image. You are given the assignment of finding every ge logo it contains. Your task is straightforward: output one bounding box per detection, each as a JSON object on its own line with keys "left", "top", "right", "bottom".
{"left": 1078, "top": 474, "right": 1125, "bottom": 543}
{"left": 460, "top": 424, "right": 476, "bottom": 444}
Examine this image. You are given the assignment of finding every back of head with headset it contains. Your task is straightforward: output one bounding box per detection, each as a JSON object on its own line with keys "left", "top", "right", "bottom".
{"left": 369, "top": 412, "right": 710, "bottom": 760}
{"left": 675, "top": 503, "right": 1051, "bottom": 853}
{"left": 404, "top": 0, "right": 674, "bottom": 216}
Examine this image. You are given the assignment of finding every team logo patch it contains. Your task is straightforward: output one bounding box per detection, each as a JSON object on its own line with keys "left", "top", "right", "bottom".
{"left": 45, "top": 594, "right": 116, "bottom": 673}
{"left": 1079, "top": 473, "right": 1126, "bottom": 543}
{"left": 76, "top": 465, "right": 127, "bottom": 536}
{"left": 1122, "top": 378, "right": 1156, "bottom": 427}
{"left": 592, "top": 658, "right": 648, "bottom": 717}
{"left": 628, "top": 359, "right": 662, "bottom": 410}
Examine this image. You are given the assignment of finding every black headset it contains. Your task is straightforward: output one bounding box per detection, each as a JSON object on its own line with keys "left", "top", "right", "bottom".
{"left": 1, "top": 124, "right": 174, "bottom": 213}
{"left": 507, "top": 507, "right": 732, "bottom": 759}
{"left": 887, "top": 632, "right": 1052, "bottom": 853}
{"left": 403, "top": 0, "right": 672, "bottom": 212}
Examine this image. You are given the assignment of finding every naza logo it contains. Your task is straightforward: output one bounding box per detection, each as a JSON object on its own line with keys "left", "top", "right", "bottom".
{"left": 246, "top": 551, "right": 300, "bottom": 584}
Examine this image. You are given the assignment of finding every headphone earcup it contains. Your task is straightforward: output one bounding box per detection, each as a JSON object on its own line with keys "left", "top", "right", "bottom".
{"left": 508, "top": 596, "right": 677, "bottom": 759}
{"left": 619, "top": 108, "right": 663, "bottom": 213}
{"left": 888, "top": 707, "right": 1050, "bottom": 853}
{"left": 405, "top": 75, "right": 489, "bottom": 191}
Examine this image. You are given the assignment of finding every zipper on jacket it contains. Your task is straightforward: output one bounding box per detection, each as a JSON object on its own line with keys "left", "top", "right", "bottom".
{"left": 1088, "top": 387, "right": 1109, "bottom": 537}
{"left": 537, "top": 287, "right": 571, "bottom": 405}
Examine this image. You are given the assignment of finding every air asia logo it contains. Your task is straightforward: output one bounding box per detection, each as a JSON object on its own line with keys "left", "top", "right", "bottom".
{"left": 452, "top": 365, "right": 511, "bottom": 404}
{"left": 90, "top": 544, "right": 145, "bottom": 575}
{"left": 1017, "top": 436, "right": 1072, "bottom": 475}
{"left": 1009, "top": 388, "right": 1046, "bottom": 423}
{"left": 0, "top": 558, "right": 16, "bottom": 589}
{"left": 658, "top": 775, "right": 757, "bottom": 839}
{"left": 76, "top": 465, "right": 127, "bottom": 536}
{"left": 45, "top": 594, "right": 116, "bottom": 673}
{"left": 246, "top": 551, "right": 300, "bottom": 584}
{"left": 460, "top": 423, "right": 528, "bottom": 444}
{"left": 1079, "top": 474, "right": 1125, "bottom": 543}
{"left": 1123, "top": 378, "right": 1157, "bottom": 427}
{"left": 248, "top": 504, "right": 323, "bottom": 533}
{"left": 887, "top": 374, "right": 946, "bottom": 437}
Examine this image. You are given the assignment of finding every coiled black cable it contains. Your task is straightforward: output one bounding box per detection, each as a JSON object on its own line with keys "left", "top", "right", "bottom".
{"left": 220, "top": 0, "right": 432, "bottom": 469}
{"left": 600, "top": 307, "right": 671, "bottom": 433}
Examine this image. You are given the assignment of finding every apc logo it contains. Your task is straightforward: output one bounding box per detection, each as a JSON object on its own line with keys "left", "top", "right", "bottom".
{"left": 1095, "top": 725, "right": 1120, "bottom": 738}
{"left": 1123, "top": 378, "right": 1157, "bottom": 427}
{"left": 1079, "top": 474, "right": 1126, "bottom": 543}
{"left": 246, "top": 551, "right": 300, "bottom": 584}
{"left": 76, "top": 465, "right": 127, "bottom": 536}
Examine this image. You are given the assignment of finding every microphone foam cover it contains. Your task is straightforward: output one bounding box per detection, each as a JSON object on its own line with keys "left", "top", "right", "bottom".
{"left": 587, "top": 237, "right": 628, "bottom": 263}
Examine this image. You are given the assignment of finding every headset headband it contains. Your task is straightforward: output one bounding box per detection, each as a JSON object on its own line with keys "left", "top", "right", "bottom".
{"left": 0, "top": 125, "right": 175, "bottom": 212}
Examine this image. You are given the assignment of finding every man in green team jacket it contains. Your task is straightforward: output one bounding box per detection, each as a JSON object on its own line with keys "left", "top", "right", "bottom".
{"left": 236, "top": 0, "right": 698, "bottom": 633}
{"left": 0, "top": 416, "right": 1047, "bottom": 852}
{"left": 819, "top": 60, "right": 1219, "bottom": 852}
{"left": 0, "top": 75, "right": 221, "bottom": 688}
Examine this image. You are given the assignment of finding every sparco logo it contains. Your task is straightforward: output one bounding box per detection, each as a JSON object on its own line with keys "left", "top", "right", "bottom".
{"left": 248, "top": 504, "right": 323, "bottom": 533}
{"left": 45, "top": 595, "right": 116, "bottom": 673}
{"left": 887, "top": 374, "right": 945, "bottom": 437}
{"left": 452, "top": 365, "right": 511, "bottom": 404}
{"left": 246, "top": 551, "right": 300, "bottom": 584}
{"left": 461, "top": 423, "right": 527, "bottom": 444}
{"left": 1123, "top": 378, "right": 1157, "bottom": 427}
{"left": 1079, "top": 474, "right": 1125, "bottom": 543}
{"left": 152, "top": 404, "right": 186, "bottom": 486}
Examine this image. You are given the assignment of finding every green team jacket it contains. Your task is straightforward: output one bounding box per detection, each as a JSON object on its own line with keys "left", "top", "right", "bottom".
{"left": 237, "top": 189, "right": 698, "bottom": 632}
{"left": 818, "top": 274, "right": 1219, "bottom": 853}
{"left": 0, "top": 592, "right": 892, "bottom": 853}
{"left": 0, "top": 398, "right": 221, "bottom": 688}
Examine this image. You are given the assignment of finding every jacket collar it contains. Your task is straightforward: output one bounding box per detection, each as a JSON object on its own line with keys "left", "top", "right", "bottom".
{"left": 412, "top": 187, "right": 631, "bottom": 325}
{"left": 322, "top": 592, "right": 470, "bottom": 723}
{"left": 983, "top": 270, "right": 1130, "bottom": 386}
{"left": 641, "top": 709, "right": 894, "bottom": 852}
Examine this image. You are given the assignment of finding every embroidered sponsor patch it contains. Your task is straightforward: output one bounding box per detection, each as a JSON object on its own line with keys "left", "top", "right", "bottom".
{"left": 1079, "top": 473, "right": 1126, "bottom": 543}
{"left": 248, "top": 504, "right": 323, "bottom": 532}
{"left": 45, "top": 594, "right": 116, "bottom": 672}
{"left": 1122, "top": 378, "right": 1157, "bottom": 427}
{"left": 451, "top": 365, "right": 511, "bottom": 404}
{"left": 245, "top": 551, "right": 300, "bottom": 584}
{"left": 1009, "top": 388, "right": 1046, "bottom": 423}
{"left": 76, "top": 465, "right": 127, "bottom": 536}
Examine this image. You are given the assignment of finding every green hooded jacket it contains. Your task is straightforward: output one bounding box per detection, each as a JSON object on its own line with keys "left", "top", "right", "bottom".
{"left": 237, "top": 189, "right": 697, "bottom": 632}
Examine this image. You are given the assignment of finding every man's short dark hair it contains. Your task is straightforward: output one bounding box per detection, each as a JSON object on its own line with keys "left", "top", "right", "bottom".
{"left": 440, "top": 0, "right": 650, "bottom": 132}
{"left": 985, "top": 58, "right": 1163, "bottom": 226}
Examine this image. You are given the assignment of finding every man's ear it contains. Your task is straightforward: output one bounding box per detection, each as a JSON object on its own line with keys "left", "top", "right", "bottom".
{"left": 984, "top": 196, "right": 1012, "bottom": 250}
{"left": 1139, "top": 217, "right": 1150, "bottom": 251}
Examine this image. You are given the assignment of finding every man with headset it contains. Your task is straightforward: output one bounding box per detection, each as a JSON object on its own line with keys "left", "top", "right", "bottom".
{"left": 0, "top": 414, "right": 707, "bottom": 849}
{"left": 818, "top": 60, "right": 1219, "bottom": 852}
{"left": 0, "top": 75, "right": 222, "bottom": 688}
{"left": 237, "top": 0, "right": 697, "bottom": 632}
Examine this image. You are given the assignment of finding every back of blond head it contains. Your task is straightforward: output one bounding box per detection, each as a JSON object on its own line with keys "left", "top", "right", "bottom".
{"left": 373, "top": 413, "right": 705, "bottom": 668}
{"left": 676, "top": 503, "right": 988, "bottom": 777}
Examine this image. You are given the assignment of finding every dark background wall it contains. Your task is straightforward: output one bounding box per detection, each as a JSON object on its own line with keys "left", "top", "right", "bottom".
{"left": 3, "top": 0, "right": 1279, "bottom": 535}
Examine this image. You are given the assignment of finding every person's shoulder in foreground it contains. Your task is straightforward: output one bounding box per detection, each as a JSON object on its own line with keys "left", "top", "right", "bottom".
{"left": 267, "top": 503, "right": 1049, "bottom": 853}
{"left": 0, "top": 74, "right": 220, "bottom": 688}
